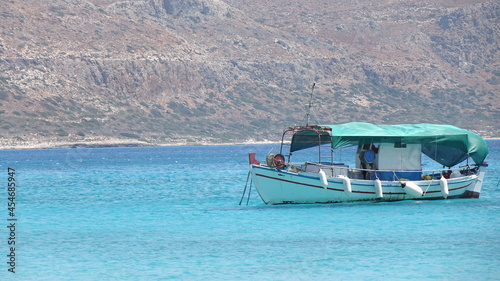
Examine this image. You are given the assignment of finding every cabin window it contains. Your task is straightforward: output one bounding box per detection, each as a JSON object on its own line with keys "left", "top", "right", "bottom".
{"left": 394, "top": 142, "right": 407, "bottom": 148}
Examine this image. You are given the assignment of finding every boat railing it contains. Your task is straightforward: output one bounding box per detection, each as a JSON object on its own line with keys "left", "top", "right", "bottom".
{"left": 287, "top": 161, "right": 478, "bottom": 181}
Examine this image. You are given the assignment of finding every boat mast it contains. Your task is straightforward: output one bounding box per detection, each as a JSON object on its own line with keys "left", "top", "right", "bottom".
{"left": 306, "top": 83, "right": 315, "bottom": 126}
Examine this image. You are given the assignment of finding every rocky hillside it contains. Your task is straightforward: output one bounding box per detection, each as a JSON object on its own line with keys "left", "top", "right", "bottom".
{"left": 0, "top": 0, "right": 498, "bottom": 148}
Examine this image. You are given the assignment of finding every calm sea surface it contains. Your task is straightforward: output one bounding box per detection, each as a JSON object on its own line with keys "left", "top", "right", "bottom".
{"left": 0, "top": 141, "right": 499, "bottom": 280}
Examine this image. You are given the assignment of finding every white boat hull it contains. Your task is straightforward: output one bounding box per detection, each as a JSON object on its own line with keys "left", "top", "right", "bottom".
{"left": 250, "top": 165, "right": 480, "bottom": 204}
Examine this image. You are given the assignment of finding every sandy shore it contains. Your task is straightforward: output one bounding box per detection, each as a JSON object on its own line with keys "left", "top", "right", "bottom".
{"left": 0, "top": 137, "right": 279, "bottom": 150}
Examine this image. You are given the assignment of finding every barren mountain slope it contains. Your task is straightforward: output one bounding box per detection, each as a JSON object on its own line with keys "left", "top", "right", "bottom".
{"left": 0, "top": 0, "right": 498, "bottom": 147}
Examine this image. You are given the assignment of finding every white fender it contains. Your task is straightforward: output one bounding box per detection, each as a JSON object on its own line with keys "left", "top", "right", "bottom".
{"left": 402, "top": 181, "right": 423, "bottom": 198}
{"left": 440, "top": 177, "right": 449, "bottom": 199}
{"left": 319, "top": 169, "right": 328, "bottom": 188}
{"left": 339, "top": 175, "right": 352, "bottom": 193}
{"left": 374, "top": 178, "right": 383, "bottom": 199}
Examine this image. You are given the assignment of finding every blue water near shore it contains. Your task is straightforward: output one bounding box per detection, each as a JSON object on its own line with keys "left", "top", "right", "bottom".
{"left": 0, "top": 140, "right": 499, "bottom": 280}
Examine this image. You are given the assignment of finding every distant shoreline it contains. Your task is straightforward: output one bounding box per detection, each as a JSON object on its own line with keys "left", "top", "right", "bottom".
{"left": 0, "top": 138, "right": 281, "bottom": 150}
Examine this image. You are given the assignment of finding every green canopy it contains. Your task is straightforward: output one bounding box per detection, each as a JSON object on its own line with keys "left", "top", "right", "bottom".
{"left": 291, "top": 122, "right": 489, "bottom": 167}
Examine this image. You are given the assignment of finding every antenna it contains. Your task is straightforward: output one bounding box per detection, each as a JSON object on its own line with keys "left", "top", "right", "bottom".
{"left": 306, "top": 82, "right": 316, "bottom": 126}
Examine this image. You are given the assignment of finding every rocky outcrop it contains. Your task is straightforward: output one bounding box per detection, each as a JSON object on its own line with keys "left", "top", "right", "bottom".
{"left": 432, "top": 3, "right": 497, "bottom": 69}
{"left": 159, "top": 0, "right": 229, "bottom": 17}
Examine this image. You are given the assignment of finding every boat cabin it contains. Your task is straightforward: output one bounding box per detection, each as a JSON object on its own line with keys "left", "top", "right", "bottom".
{"left": 356, "top": 142, "right": 422, "bottom": 180}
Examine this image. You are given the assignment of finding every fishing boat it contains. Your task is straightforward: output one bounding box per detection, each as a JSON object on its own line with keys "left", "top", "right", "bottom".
{"left": 246, "top": 122, "right": 489, "bottom": 205}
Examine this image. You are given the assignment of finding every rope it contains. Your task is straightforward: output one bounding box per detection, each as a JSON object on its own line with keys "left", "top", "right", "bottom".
{"left": 422, "top": 179, "right": 434, "bottom": 195}
{"left": 246, "top": 179, "right": 252, "bottom": 205}
{"left": 239, "top": 171, "right": 251, "bottom": 205}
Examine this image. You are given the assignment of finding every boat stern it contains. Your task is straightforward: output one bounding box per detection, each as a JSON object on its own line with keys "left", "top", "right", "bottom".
{"left": 461, "top": 162, "right": 488, "bottom": 198}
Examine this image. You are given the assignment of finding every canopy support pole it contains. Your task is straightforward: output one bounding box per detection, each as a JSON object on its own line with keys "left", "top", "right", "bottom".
{"left": 306, "top": 83, "right": 315, "bottom": 126}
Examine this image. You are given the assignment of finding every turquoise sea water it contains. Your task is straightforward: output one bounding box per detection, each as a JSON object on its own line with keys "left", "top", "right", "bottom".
{"left": 0, "top": 141, "right": 499, "bottom": 280}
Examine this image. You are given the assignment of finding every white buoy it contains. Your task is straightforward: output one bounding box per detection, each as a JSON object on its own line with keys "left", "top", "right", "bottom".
{"left": 374, "top": 178, "right": 383, "bottom": 199}
{"left": 440, "top": 177, "right": 449, "bottom": 199}
{"left": 339, "top": 175, "right": 352, "bottom": 193}
{"left": 319, "top": 169, "right": 328, "bottom": 188}
{"left": 402, "top": 181, "right": 423, "bottom": 198}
